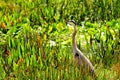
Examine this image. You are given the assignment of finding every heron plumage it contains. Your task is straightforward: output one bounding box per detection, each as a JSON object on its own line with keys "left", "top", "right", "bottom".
{"left": 67, "top": 20, "right": 96, "bottom": 77}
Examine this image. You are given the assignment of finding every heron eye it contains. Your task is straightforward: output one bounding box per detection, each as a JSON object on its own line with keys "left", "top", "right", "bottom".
{"left": 75, "top": 53, "right": 79, "bottom": 57}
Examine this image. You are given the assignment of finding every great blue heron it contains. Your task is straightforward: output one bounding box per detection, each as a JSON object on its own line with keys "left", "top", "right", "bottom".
{"left": 67, "top": 20, "right": 96, "bottom": 77}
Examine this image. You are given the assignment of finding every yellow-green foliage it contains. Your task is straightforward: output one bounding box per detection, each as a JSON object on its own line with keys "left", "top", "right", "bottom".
{"left": 0, "top": 0, "right": 120, "bottom": 80}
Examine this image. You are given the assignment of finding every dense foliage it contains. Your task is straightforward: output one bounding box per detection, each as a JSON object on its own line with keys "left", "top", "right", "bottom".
{"left": 0, "top": 0, "right": 120, "bottom": 79}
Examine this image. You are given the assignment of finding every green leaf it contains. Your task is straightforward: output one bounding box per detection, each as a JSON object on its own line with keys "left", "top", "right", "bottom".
{"left": 26, "top": 57, "right": 29, "bottom": 67}
{"left": 7, "top": 56, "right": 12, "bottom": 65}
{"left": 13, "top": 61, "right": 18, "bottom": 71}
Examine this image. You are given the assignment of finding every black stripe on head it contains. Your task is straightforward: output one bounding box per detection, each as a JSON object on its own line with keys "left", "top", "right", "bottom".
{"left": 69, "top": 20, "right": 76, "bottom": 25}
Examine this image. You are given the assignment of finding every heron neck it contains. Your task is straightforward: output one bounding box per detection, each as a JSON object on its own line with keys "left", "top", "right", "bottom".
{"left": 72, "top": 26, "right": 77, "bottom": 52}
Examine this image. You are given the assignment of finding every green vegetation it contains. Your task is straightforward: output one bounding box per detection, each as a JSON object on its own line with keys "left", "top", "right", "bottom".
{"left": 0, "top": 0, "right": 120, "bottom": 79}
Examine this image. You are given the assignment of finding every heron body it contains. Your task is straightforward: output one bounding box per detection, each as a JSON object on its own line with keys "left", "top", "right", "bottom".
{"left": 68, "top": 20, "right": 96, "bottom": 76}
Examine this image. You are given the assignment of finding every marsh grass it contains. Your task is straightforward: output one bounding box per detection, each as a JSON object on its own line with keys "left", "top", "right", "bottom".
{"left": 0, "top": 0, "right": 120, "bottom": 80}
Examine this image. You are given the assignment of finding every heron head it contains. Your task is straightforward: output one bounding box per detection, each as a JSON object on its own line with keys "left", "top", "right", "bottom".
{"left": 67, "top": 20, "right": 77, "bottom": 31}
{"left": 67, "top": 20, "right": 76, "bottom": 27}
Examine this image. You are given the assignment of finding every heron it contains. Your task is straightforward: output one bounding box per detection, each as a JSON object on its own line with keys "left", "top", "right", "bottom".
{"left": 67, "top": 20, "right": 96, "bottom": 77}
